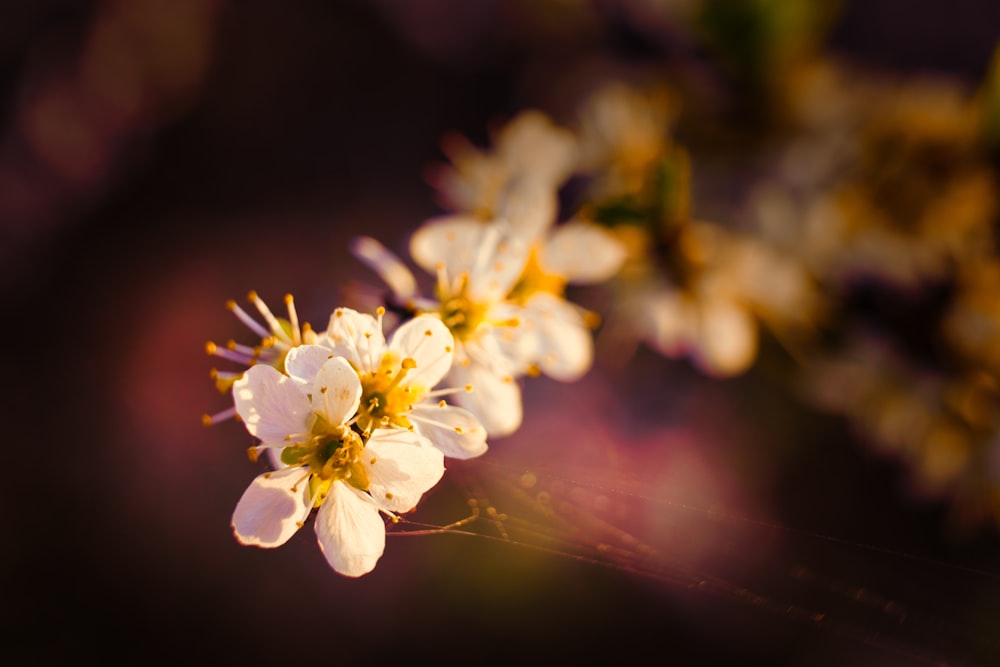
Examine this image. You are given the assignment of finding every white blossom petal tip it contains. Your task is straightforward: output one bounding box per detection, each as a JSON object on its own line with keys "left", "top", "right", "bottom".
{"left": 389, "top": 315, "right": 455, "bottom": 390}
{"left": 315, "top": 482, "right": 387, "bottom": 577}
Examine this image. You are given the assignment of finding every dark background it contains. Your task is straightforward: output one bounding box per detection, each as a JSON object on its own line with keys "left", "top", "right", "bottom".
{"left": 4, "top": 1, "right": 1000, "bottom": 665}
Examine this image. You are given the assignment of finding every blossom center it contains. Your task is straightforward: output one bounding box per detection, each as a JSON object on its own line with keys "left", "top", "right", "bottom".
{"left": 437, "top": 275, "right": 488, "bottom": 341}
{"left": 357, "top": 353, "right": 422, "bottom": 432}
{"left": 508, "top": 246, "right": 566, "bottom": 304}
{"left": 279, "top": 423, "right": 368, "bottom": 498}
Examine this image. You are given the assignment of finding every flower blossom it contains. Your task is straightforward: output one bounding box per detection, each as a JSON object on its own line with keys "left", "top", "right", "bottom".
{"left": 353, "top": 208, "right": 625, "bottom": 433}
{"left": 764, "top": 63, "right": 998, "bottom": 288}
{"left": 606, "top": 220, "right": 820, "bottom": 377}
{"left": 413, "top": 216, "right": 625, "bottom": 384}
{"left": 575, "top": 81, "right": 679, "bottom": 199}
{"left": 407, "top": 219, "right": 535, "bottom": 436}
{"left": 231, "top": 354, "right": 445, "bottom": 577}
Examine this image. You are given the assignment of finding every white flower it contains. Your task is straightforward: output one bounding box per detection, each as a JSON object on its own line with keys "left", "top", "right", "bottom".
{"left": 316, "top": 307, "right": 489, "bottom": 459}
{"left": 645, "top": 285, "right": 759, "bottom": 378}
{"left": 605, "top": 222, "right": 818, "bottom": 377}
{"left": 424, "top": 109, "right": 626, "bottom": 384}
{"left": 230, "top": 356, "right": 444, "bottom": 577}
{"left": 408, "top": 218, "right": 535, "bottom": 436}
{"left": 575, "top": 82, "right": 678, "bottom": 197}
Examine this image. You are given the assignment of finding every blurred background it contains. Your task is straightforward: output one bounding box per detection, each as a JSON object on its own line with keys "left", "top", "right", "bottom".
{"left": 5, "top": 1, "right": 1000, "bottom": 664}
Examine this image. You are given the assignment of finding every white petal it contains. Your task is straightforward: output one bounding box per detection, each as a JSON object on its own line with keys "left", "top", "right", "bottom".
{"left": 467, "top": 227, "right": 531, "bottom": 302}
{"left": 389, "top": 315, "right": 454, "bottom": 391}
{"left": 324, "top": 307, "right": 385, "bottom": 373}
{"left": 496, "top": 110, "right": 577, "bottom": 187}
{"left": 409, "top": 216, "right": 488, "bottom": 275}
{"left": 647, "top": 290, "right": 697, "bottom": 357}
{"left": 284, "top": 344, "right": 336, "bottom": 388}
{"left": 496, "top": 177, "right": 557, "bottom": 240}
{"left": 431, "top": 134, "right": 496, "bottom": 212}
{"left": 363, "top": 428, "right": 445, "bottom": 512}
{"left": 231, "top": 467, "right": 312, "bottom": 548}
{"left": 315, "top": 482, "right": 386, "bottom": 577}
{"left": 694, "top": 299, "right": 758, "bottom": 377}
{"left": 447, "top": 361, "right": 523, "bottom": 437}
{"left": 410, "top": 403, "right": 489, "bottom": 459}
{"left": 522, "top": 292, "right": 593, "bottom": 382}
{"left": 310, "top": 357, "right": 363, "bottom": 426}
{"left": 233, "top": 365, "right": 311, "bottom": 444}
{"left": 540, "top": 221, "right": 627, "bottom": 283}
{"left": 266, "top": 446, "right": 284, "bottom": 470}
{"left": 485, "top": 303, "right": 537, "bottom": 375}
{"left": 349, "top": 236, "right": 418, "bottom": 300}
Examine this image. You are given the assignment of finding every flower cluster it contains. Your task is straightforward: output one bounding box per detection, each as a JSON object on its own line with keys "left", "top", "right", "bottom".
{"left": 204, "top": 11, "right": 1000, "bottom": 574}
{"left": 208, "top": 301, "right": 489, "bottom": 576}
{"left": 207, "top": 110, "right": 628, "bottom": 575}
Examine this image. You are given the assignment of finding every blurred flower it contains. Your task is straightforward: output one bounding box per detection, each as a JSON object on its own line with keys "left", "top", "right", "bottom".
{"left": 232, "top": 355, "right": 445, "bottom": 577}
{"left": 979, "top": 43, "right": 1000, "bottom": 160}
{"left": 428, "top": 110, "right": 577, "bottom": 238}
{"left": 575, "top": 81, "right": 679, "bottom": 199}
{"left": 802, "top": 334, "right": 1000, "bottom": 528}
{"left": 763, "top": 62, "right": 998, "bottom": 288}
{"left": 574, "top": 82, "right": 820, "bottom": 375}
{"left": 689, "top": 0, "right": 841, "bottom": 100}
{"left": 944, "top": 259, "right": 1000, "bottom": 377}
{"left": 609, "top": 219, "right": 819, "bottom": 376}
